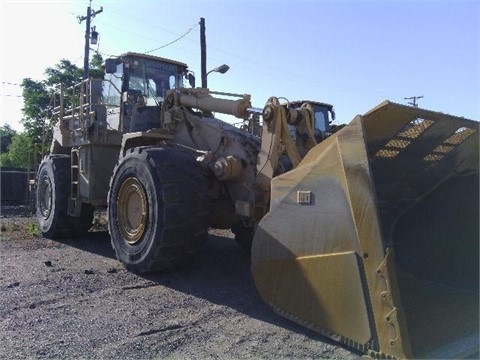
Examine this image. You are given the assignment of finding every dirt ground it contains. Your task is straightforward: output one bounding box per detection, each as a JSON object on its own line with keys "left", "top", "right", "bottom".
{"left": 0, "top": 205, "right": 361, "bottom": 360}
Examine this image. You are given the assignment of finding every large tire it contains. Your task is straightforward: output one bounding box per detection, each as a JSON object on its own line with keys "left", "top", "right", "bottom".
{"left": 36, "top": 155, "right": 94, "bottom": 238}
{"left": 108, "top": 147, "right": 211, "bottom": 273}
{"left": 36, "top": 155, "right": 71, "bottom": 239}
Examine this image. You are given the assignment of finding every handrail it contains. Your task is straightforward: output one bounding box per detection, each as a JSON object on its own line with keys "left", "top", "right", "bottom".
{"left": 48, "top": 79, "right": 96, "bottom": 135}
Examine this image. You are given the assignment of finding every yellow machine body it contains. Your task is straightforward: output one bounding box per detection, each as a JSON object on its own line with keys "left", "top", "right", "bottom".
{"left": 251, "top": 101, "right": 479, "bottom": 359}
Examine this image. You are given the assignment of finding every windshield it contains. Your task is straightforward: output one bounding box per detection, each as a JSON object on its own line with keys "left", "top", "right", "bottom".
{"left": 126, "top": 57, "right": 184, "bottom": 105}
{"left": 103, "top": 62, "right": 123, "bottom": 107}
{"left": 314, "top": 107, "right": 330, "bottom": 133}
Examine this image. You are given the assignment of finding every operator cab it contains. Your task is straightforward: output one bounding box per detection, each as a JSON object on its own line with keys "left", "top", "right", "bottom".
{"left": 103, "top": 52, "right": 192, "bottom": 132}
{"left": 288, "top": 100, "right": 335, "bottom": 142}
{"left": 277, "top": 100, "right": 336, "bottom": 174}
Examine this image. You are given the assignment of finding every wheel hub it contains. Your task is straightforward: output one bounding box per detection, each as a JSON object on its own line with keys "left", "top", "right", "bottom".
{"left": 117, "top": 177, "right": 148, "bottom": 244}
{"left": 39, "top": 175, "right": 53, "bottom": 220}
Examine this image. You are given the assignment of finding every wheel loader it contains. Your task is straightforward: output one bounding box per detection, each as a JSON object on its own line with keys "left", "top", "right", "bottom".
{"left": 35, "top": 52, "right": 479, "bottom": 359}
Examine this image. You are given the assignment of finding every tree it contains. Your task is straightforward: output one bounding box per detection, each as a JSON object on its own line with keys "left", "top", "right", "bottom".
{"left": 44, "top": 59, "right": 83, "bottom": 88}
{"left": 0, "top": 124, "right": 17, "bottom": 153}
{"left": 0, "top": 153, "right": 12, "bottom": 167}
{"left": 90, "top": 53, "right": 104, "bottom": 79}
{"left": 0, "top": 132, "right": 38, "bottom": 169}
{"left": 22, "top": 59, "right": 83, "bottom": 144}
{"left": 0, "top": 125, "right": 17, "bottom": 167}
{"left": 6, "top": 133, "right": 35, "bottom": 168}
{"left": 21, "top": 78, "right": 51, "bottom": 145}
{"left": 19, "top": 54, "right": 104, "bottom": 161}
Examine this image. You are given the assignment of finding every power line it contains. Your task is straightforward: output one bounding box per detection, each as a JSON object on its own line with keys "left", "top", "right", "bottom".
{"left": 97, "top": 3, "right": 198, "bottom": 43}
{"left": 88, "top": 21, "right": 197, "bottom": 59}
{"left": 86, "top": 20, "right": 198, "bottom": 57}
{"left": 144, "top": 23, "right": 198, "bottom": 55}
{"left": 2, "top": 82, "right": 21, "bottom": 86}
{"left": 70, "top": 8, "right": 385, "bottom": 100}
{"left": 90, "top": 48, "right": 116, "bottom": 58}
{"left": 62, "top": 3, "right": 395, "bottom": 101}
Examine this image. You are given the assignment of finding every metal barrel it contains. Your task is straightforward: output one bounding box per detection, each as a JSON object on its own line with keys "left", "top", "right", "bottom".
{"left": 251, "top": 101, "right": 479, "bottom": 359}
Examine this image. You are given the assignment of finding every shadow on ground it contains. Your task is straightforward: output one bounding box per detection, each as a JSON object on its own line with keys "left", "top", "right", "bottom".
{"left": 54, "top": 229, "right": 360, "bottom": 355}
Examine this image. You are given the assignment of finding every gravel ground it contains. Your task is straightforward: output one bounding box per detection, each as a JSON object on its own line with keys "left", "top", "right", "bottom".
{"left": 0, "top": 205, "right": 361, "bottom": 359}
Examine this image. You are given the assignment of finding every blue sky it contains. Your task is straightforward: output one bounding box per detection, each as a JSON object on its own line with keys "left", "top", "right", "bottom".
{"left": 1, "top": 0, "right": 478, "bottom": 132}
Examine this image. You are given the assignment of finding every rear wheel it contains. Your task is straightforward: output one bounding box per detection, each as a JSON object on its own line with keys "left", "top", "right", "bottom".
{"left": 36, "top": 155, "right": 94, "bottom": 238}
{"left": 36, "top": 155, "right": 71, "bottom": 238}
{"left": 108, "top": 147, "right": 210, "bottom": 273}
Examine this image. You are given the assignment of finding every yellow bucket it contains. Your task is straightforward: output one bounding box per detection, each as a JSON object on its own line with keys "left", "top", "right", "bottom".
{"left": 252, "top": 101, "right": 479, "bottom": 359}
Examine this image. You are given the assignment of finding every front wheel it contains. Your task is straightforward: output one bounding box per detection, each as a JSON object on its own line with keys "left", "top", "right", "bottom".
{"left": 108, "top": 147, "right": 211, "bottom": 273}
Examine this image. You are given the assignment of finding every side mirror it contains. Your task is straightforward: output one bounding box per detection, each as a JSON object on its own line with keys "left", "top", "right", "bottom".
{"left": 188, "top": 73, "right": 195, "bottom": 88}
{"left": 105, "top": 59, "right": 117, "bottom": 74}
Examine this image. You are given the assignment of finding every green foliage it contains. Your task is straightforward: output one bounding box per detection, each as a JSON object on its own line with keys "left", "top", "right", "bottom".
{"left": 21, "top": 56, "right": 104, "bottom": 143}
{"left": 21, "top": 59, "right": 83, "bottom": 145}
{"left": 0, "top": 152, "right": 13, "bottom": 167}
{"left": 90, "top": 53, "right": 104, "bottom": 79}
{"left": 26, "top": 223, "right": 40, "bottom": 237}
{"left": 0, "top": 132, "right": 41, "bottom": 169}
{"left": 21, "top": 78, "right": 50, "bottom": 144}
{"left": 0, "top": 124, "right": 17, "bottom": 153}
{"left": 4, "top": 133, "right": 36, "bottom": 169}
{"left": 44, "top": 59, "right": 83, "bottom": 88}
{"left": 2, "top": 55, "right": 106, "bottom": 168}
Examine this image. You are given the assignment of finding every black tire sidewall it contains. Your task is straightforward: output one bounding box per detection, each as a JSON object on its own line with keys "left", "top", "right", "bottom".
{"left": 36, "top": 156, "right": 70, "bottom": 237}
{"left": 108, "top": 152, "right": 164, "bottom": 270}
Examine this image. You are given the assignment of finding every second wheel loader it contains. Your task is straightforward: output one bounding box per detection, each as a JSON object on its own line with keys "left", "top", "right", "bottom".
{"left": 35, "top": 52, "right": 479, "bottom": 359}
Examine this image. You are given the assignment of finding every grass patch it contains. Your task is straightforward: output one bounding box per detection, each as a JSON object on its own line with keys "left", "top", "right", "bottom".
{"left": 26, "top": 223, "right": 40, "bottom": 237}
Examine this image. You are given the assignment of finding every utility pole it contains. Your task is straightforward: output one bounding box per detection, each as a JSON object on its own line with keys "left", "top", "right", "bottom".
{"left": 404, "top": 95, "right": 424, "bottom": 107}
{"left": 78, "top": 1, "right": 103, "bottom": 80}
{"left": 200, "top": 17, "right": 207, "bottom": 88}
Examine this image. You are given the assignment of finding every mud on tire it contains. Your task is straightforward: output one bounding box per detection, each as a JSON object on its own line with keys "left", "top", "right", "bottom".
{"left": 108, "top": 147, "right": 211, "bottom": 273}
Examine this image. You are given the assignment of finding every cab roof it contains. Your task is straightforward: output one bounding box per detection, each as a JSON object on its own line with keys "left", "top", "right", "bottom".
{"left": 118, "top": 52, "right": 188, "bottom": 70}
{"left": 288, "top": 100, "right": 334, "bottom": 110}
